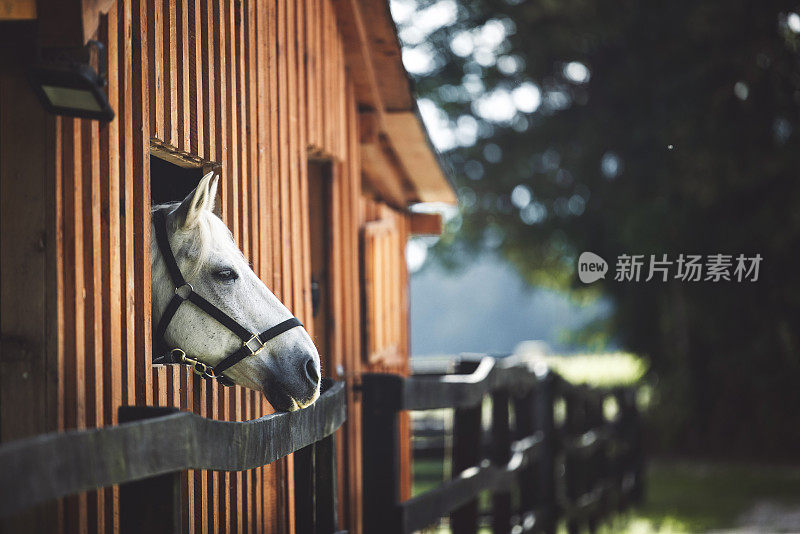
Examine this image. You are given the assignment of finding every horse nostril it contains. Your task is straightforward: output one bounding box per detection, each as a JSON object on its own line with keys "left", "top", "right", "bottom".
{"left": 304, "top": 356, "right": 320, "bottom": 387}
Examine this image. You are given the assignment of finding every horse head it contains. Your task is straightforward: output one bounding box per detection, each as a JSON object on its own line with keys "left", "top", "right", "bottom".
{"left": 150, "top": 173, "right": 321, "bottom": 411}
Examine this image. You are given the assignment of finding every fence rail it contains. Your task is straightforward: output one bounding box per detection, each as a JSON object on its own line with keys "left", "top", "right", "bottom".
{"left": 0, "top": 379, "right": 346, "bottom": 533}
{"left": 362, "top": 356, "right": 644, "bottom": 534}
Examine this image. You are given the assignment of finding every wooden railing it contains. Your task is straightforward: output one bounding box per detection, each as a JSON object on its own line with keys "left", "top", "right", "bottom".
{"left": 0, "top": 379, "right": 347, "bottom": 534}
{"left": 361, "top": 357, "right": 644, "bottom": 533}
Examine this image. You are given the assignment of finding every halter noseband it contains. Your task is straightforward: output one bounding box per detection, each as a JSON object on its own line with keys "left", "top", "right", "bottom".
{"left": 151, "top": 208, "right": 302, "bottom": 386}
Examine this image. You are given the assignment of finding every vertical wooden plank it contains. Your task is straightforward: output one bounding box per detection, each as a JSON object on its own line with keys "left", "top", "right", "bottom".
{"left": 154, "top": 365, "right": 168, "bottom": 406}
{"left": 209, "top": 384, "right": 220, "bottom": 533}
{"left": 82, "top": 114, "right": 106, "bottom": 533}
{"left": 268, "top": 0, "right": 281, "bottom": 301}
{"left": 303, "top": 0, "right": 314, "bottom": 150}
{"left": 54, "top": 115, "right": 66, "bottom": 534}
{"left": 321, "top": 0, "right": 331, "bottom": 151}
{"left": 178, "top": 369, "right": 195, "bottom": 534}
{"left": 119, "top": 0, "right": 137, "bottom": 410}
{"left": 147, "top": 0, "right": 164, "bottom": 140}
{"left": 164, "top": 0, "right": 178, "bottom": 145}
{"left": 315, "top": 0, "right": 324, "bottom": 151}
{"left": 193, "top": 382, "right": 208, "bottom": 534}
{"left": 232, "top": 0, "right": 248, "bottom": 261}
{"left": 133, "top": 0, "right": 154, "bottom": 408}
{"left": 277, "top": 0, "right": 292, "bottom": 308}
{"left": 99, "top": 9, "right": 123, "bottom": 532}
{"left": 201, "top": 0, "right": 215, "bottom": 161}
{"left": 297, "top": 0, "right": 313, "bottom": 328}
{"left": 243, "top": 388, "right": 253, "bottom": 534}
{"left": 62, "top": 117, "right": 89, "bottom": 534}
{"left": 224, "top": 0, "right": 239, "bottom": 243}
{"left": 188, "top": 0, "right": 204, "bottom": 158}
{"left": 246, "top": 0, "right": 260, "bottom": 278}
{"left": 255, "top": 0, "right": 272, "bottom": 306}
{"left": 62, "top": 120, "right": 84, "bottom": 432}
{"left": 178, "top": 0, "right": 191, "bottom": 152}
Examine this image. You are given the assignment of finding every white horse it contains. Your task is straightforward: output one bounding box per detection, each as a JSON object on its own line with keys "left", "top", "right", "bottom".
{"left": 150, "top": 172, "right": 321, "bottom": 411}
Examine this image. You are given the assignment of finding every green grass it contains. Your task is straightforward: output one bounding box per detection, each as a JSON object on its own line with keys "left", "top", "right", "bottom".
{"left": 412, "top": 456, "right": 448, "bottom": 497}
{"left": 599, "top": 460, "right": 800, "bottom": 533}
{"left": 413, "top": 459, "right": 800, "bottom": 533}
{"left": 534, "top": 352, "right": 648, "bottom": 388}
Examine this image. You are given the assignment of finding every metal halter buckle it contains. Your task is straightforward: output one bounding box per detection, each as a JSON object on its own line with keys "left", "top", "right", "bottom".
{"left": 175, "top": 283, "right": 193, "bottom": 300}
{"left": 174, "top": 349, "right": 217, "bottom": 379}
{"left": 244, "top": 333, "right": 266, "bottom": 356}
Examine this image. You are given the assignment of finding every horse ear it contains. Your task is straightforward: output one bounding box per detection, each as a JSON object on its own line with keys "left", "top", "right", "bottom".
{"left": 172, "top": 172, "right": 216, "bottom": 228}
{"left": 207, "top": 174, "right": 220, "bottom": 213}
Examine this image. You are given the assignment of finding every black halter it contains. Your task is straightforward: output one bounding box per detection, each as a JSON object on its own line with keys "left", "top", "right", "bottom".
{"left": 151, "top": 208, "right": 302, "bottom": 386}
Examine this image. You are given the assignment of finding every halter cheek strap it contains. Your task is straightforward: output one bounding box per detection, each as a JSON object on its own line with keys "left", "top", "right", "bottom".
{"left": 151, "top": 209, "right": 302, "bottom": 386}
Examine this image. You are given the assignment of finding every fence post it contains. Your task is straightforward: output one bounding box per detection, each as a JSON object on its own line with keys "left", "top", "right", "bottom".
{"left": 450, "top": 359, "right": 482, "bottom": 534}
{"left": 118, "top": 406, "right": 182, "bottom": 534}
{"left": 490, "top": 389, "right": 511, "bottom": 533}
{"left": 618, "top": 388, "right": 644, "bottom": 505}
{"left": 536, "top": 373, "right": 558, "bottom": 534}
{"left": 564, "top": 388, "right": 582, "bottom": 534}
{"left": 587, "top": 394, "right": 604, "bottom": 533}
{"left": 513, "top": 388, "right": 536, "bottom": 528}
{"left": 295, "top": 432, "right": 338, "bottom": 534}
{"left": 632, "top": 389, "right": 645, "bottom": 505}
{"left": 362, "top": 374, "right": 404, "bottom": 534}
{"left": 315, "top": 432, "right": 338, "bottom": 533}
{"left": 295, "top": 442, "right": 315, "bottom": 534}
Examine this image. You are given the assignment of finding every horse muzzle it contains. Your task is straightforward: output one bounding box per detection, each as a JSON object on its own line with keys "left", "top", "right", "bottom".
{"left": 262, "top": 347, "right": 321, "bottom": 412}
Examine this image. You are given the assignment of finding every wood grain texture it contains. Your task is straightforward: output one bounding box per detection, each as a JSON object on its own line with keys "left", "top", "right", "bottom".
{"left": 2, "top": 1, "right": 430, "bottom": 532}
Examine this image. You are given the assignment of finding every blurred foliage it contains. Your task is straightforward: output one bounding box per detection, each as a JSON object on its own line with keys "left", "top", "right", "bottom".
{"left": 401, "top": 0, "right": 800, "bottom": 456}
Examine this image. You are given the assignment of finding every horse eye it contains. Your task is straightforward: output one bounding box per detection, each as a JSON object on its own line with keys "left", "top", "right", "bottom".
{"left": 214, "top": 269, "right": 238, "bottom": 282}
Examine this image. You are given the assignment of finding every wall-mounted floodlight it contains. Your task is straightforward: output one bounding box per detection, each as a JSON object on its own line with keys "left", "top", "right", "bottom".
{"left": 29, "top": 40, "right": 114, "bottom": 122}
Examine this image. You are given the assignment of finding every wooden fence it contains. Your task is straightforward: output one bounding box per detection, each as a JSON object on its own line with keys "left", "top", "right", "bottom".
{"left": 362, "top": 357, "right": 644, "bottom": 533}
{"left": 0, "top": 380, "right": 346, "bottom": 534}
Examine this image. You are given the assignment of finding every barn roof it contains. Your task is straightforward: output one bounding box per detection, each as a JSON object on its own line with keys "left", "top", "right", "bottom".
{"left": 335, "top": 0, "right": 457, "bottom": 208}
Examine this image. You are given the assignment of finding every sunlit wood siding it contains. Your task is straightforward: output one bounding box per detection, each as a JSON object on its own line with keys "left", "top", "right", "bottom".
{"left": 24, "top": 0, "right": 411, "bottom": 532}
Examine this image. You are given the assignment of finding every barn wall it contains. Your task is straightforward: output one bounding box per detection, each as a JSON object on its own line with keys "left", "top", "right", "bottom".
{"left": 360, "top": 197, "right": 413, "bottom": 502}
{"left": 42, "top": 0, "right": 401, "bottom": 533}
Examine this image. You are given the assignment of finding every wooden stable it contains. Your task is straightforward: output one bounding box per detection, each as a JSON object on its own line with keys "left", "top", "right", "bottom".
{"left": 0, "top": 0, "right": 455, "bottom": 532}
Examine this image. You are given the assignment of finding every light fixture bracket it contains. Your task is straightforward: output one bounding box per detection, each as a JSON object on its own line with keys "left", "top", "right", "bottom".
{"left": 29, "top": 40, "right": 115, "bottom": 122}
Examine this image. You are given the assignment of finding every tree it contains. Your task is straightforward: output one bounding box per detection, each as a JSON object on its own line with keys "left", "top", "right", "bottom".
{"left": 400, "top": 0, "right": 800, "bottom": 456}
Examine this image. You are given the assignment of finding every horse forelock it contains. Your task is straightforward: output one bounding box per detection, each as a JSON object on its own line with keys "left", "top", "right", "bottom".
{"left": 152, "top": 203, "right": 245, "bottom": 282}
